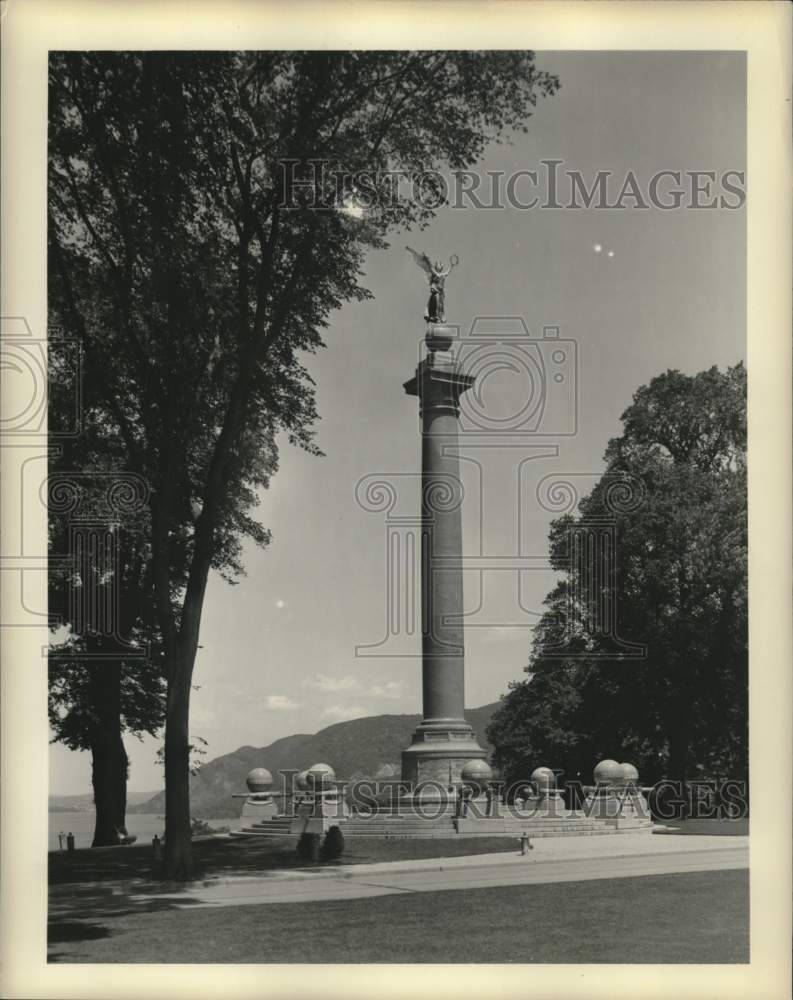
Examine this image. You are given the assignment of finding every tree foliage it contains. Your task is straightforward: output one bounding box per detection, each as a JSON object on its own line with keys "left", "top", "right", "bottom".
{"left": 47, "top": 400, "right": 168, "bottom": 844}
{"left": 487, "top": 365, "right": 747, "bottom": 788}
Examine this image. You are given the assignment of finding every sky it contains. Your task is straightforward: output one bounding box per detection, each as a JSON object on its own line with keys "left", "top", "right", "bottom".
{"left": 50, "top": 51, "right": 746, "bottom": 795}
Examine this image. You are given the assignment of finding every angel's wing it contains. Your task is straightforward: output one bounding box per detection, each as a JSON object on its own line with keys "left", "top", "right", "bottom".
{"left": 406, "top": 246, "right": 434, "bottom": 277}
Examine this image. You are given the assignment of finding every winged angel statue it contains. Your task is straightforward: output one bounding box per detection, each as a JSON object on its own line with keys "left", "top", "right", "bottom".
{"left": 406, "top": 247, "right": 459, "bottom": 323}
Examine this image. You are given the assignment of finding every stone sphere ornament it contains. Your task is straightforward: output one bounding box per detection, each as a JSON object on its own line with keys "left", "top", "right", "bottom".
{"left": 306, "top": 762, "right": 336, "bottom": 789}
{"left": 425, "top": 325, "right": 454, "bottom": 354}
{"left": 531, "top": 766, "right": 556, "bottom": 791}
{"left": 245, "top": 767, "right": 274, "bottom": 793}
{"left": 461, "top": 759, "right": 493, "bottom": 791}
{"left": 593, "top": 759, "right": 623, "bottom": 787}
{"left": 620, "top": 762, "right": 640, "bottom": 786}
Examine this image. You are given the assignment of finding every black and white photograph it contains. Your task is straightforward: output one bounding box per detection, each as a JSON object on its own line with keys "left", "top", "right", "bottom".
{"left": 1, "top": 2, "right": 790, "bottom": 997}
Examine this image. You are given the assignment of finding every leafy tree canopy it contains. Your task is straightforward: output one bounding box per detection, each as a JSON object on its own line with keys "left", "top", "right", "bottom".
{"left": 487, "top": 365, "right": 747, "bottom": 789}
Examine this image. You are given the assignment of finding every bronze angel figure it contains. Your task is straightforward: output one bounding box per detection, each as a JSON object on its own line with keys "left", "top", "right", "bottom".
{"left": 406, "top": 247, "right": 459, "bottom": 323}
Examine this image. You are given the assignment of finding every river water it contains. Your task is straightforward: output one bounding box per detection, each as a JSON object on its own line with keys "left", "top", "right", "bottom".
{"left": 48, "top": 811, "right": 235, "bottom": 851}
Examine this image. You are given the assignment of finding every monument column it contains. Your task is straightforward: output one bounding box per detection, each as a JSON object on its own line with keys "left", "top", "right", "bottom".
{"left": 401, "top": 324, "right": 487, "bottom": 790}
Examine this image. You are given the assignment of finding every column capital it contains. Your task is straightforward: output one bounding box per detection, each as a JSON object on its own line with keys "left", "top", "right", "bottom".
{"left": 404, "top": 357, "right": 475, "bottom": 419}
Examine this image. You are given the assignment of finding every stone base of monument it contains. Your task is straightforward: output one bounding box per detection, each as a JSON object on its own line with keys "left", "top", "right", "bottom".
{"left": 394, "top": 789, "right": 492, "bottom": 818}
{"left": 231, "top": 808, "right": 654, "bottom": 841}
{"left": 518, "top": 792, "right": 568, "bottom": 818}
{"left": 400, "top": 718, "right": 489, "bottom": 789}
{"left": 614, "top": 792, "right": 651, "bottom": 820}
{"left": 231, "top": 775, "right": 654, "bottom": 840}
{"left": 392, "top": 789, "right": 457, "bottom": 815}
{"left": 289, "top": 815, "right": 346, "bottom": 836}
{"left": 230, "top": 776, "right": 653, "bottom": 842}
{"left": 584, "top": 787, "right": 651, "bottom": 820}
{"left": 287, "top": 790, "right": 348, "bottom": 836}
{"left": 239, "top": 794, "right": 279, "bottom": 822}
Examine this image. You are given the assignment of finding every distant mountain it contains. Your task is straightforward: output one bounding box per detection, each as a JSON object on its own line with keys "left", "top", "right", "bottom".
{"left": 49, "top": 790, "right": 160, "bottom": 813}
{"left": 130, "top": 703, "right": 500, "bottom": 819}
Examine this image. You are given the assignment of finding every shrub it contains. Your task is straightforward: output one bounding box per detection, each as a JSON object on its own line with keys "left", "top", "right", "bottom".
{"left": 321, "top": 825, "right": 345, "bottom": 860}
{"left": 297, "top": 832, "right": 321, "bottom": 861}
{"left": 190, "top": 817, "right": 229, "bottom": 837}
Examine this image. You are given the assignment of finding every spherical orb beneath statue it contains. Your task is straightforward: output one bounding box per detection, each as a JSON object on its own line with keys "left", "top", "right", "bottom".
{"left": 294, "top": 769, "right": 309, "bottom": 791}
{"left": 620, "top": 762, "right": 640, "bottom": 786}
{"left": 425, "top": 326, "right": 454, "bottom": 353}
{"left": 531, "top": 766, "right": 556, "bottom": 791}
{"left": 246, "top": 767, "right": 273, "bottom": 793}
{"left": 593, "top": 759, "right": 623, "bottom": 786}
{"left": 306, "top": 762, "right": 336, "bottom": 789}
{"left": 461, "top": 759, "right": 493, "bottom": 790}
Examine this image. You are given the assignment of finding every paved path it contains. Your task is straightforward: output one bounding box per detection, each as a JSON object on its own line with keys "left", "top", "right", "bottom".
{"left": 145, "top": 833, "right": 748, "bottom": 909}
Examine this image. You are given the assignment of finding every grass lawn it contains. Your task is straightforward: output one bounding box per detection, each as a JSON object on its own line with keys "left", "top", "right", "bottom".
{"left": 48, "top": 869, "right": 748, "bottom": 964}
{"left": 49, "top": 834, "right": 517, "bottom": 886}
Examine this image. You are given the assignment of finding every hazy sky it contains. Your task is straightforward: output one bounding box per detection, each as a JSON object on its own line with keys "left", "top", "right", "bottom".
{"left": 51, "top": 51, "right": 746, "bottom": 795}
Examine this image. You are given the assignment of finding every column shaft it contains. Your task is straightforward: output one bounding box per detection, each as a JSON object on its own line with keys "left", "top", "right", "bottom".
{"left": 401, "top": 352, "right": 486, "bottom": 789}
{"left": 421, "top": 408, "right": 466, "bottom": 723}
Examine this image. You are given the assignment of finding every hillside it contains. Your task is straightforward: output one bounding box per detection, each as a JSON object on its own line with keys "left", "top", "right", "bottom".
{"left": 49, "top": 790, "right": 160, "bottom": 813}
{"left": 131, "top": 703, "right": 500, "bottom": 819}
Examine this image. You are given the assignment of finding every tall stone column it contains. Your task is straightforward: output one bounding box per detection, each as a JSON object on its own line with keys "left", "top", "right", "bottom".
{"left": 401, "top": 327, "right": 487, "bottom": 790}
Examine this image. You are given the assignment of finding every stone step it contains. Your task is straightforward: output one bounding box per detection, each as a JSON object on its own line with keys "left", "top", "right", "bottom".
{"left": 351, "top": 826, "right": 626, "bottom": 832}
{"left": 231, "top": 827, "right": 651, "bottom": 841}
{"left": 340, "top": 828, "right": 650, "bottom": 840}
{"left": 245, "top": 811, "right": 649, "bottom": 824}
{"left": 347, "top": 816, "right": 618, "bottom": 824}
{"left": 242, "top": 815, "right": 651, "bottom": 829}
{"left": 341, "top": 818, "right": 609, "bottom": 826}
{"left": 231, "top": 816, "right": 653, "bottom": 840}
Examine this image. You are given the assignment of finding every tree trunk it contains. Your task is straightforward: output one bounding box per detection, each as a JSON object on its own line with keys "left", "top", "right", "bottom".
{"left": 90, "top": 731, "right": 129, "bottom": 847}
{"left": 667, "top": 693, "right": 692, "bottom": 819}
{"left": 88, "top": 661, "right": 129, "bottom": 847}
{"left": 162, "top": 646, "right": 196, "bottom": 880}
{"left": 667, "top": 734, "right": 689, "bottom": 782}
{"left": 154, "top": 465, "right": 216, "bottom": 880}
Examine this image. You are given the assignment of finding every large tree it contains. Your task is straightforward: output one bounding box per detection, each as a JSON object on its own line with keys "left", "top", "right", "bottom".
{"left": 48, "top": 650, "right": 165, "bottom": 847}
{"left": 48, "top": 50, "right": 560, "bottom": 878}
{"left": 48, "top": 336, "right": 170, "bottom": 846}
{"left": 487, "top": 365, "right": 747, "bottom": 790}
{"left": 47, "top": 327, "right": 278, "bottom": 845}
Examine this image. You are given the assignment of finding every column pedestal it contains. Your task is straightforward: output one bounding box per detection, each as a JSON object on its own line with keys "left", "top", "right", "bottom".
{"left": 401, "top": 721, "right": 487, "bottom": 790}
